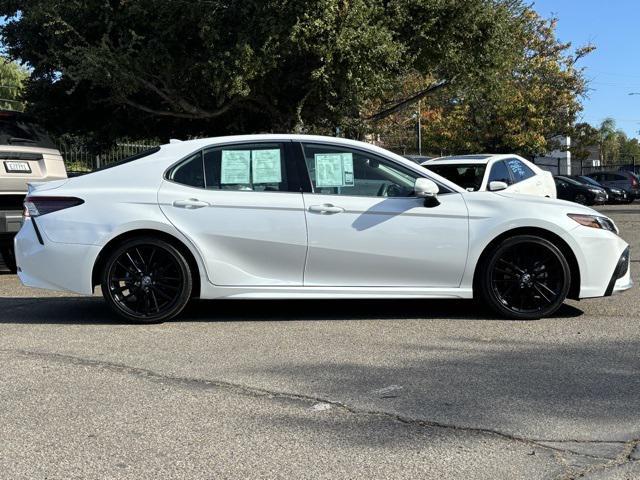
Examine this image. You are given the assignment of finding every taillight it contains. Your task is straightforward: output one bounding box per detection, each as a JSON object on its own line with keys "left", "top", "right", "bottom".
{"left": 632, "top": 176, "right": 638, "bottom": 187}
{"left": 23, "top": 196, "right": 84, "bottom": 218}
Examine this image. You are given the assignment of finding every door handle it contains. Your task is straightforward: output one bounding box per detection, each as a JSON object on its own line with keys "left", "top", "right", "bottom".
{"left": 172, "top": 198, "right": 211, "bottom": 209}
{"left": 308, "top": 204, "right": 344, "bottom": 214}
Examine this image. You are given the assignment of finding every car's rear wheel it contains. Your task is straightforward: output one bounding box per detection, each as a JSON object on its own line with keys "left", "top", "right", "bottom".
{"left": 101, "top": 237, "right": 192, "bottom": 323}
{"left": 478, "top": 235, "right": 571, "bottom": 320}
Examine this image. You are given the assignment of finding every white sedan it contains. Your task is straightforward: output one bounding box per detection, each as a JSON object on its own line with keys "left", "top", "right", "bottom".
{"left": 16, "top": 135, "right": 630, "bottom": 322}
{"left": 422, "top": 154, "right": 556, "bottom": 198}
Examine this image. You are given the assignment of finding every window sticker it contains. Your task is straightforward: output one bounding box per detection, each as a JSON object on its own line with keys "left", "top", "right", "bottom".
{"left": 342, "top": 153, "right": 354, "bottom": 186}
{"left": 506, "top": 159, "right": 526, "bottom": 179}
{"left": 314, "top": 152, "right": 354, "bottom": 187}
{"left": 221, "top": 150, "right": 250, "bottom": 184}
{"left": 251, "top": 149, "right": 282, "bottom": 184}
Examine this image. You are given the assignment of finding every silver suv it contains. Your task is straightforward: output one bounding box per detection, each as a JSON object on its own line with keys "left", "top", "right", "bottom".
{"left": 0, "top": 111, "right": 67, "bottom": 270}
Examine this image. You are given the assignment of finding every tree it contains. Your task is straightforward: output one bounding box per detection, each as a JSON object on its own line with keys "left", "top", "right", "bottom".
{"left": 0, "top": 57, "right": 28, "bottom": 111}
{"left": 0, "top": 0, "right": 550, "bottom": 146}
{"left": 370, "top": 8, "right": 592, "bottom": 157}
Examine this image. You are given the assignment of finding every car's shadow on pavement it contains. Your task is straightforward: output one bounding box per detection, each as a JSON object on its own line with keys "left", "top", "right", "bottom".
{"left": 0, "top": 295, "right": 584, "bottom": 324}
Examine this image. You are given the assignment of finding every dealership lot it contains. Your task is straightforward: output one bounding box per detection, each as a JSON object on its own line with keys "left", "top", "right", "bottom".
{"left": 0, "top": 204, "right": 638, "bottom": 479}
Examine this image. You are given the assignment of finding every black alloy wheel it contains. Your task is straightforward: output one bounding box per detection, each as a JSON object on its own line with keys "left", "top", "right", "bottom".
{"left": 479, "top": 235, "right": 570, "bottom": 320}
{"left": 574, "top": 193, "right": 588, "bottom": 205}
{"left": 101, "top": 237, "right": 192, "bottom": 323}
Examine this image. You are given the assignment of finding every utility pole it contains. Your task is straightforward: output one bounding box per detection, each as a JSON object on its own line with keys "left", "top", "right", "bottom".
{"left": 416, "top": 100, "right": 422, "bottom": 156}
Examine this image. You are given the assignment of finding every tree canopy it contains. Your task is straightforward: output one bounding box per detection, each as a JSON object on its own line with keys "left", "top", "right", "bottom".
{"left": 0, "top": 57, "right": 28, "bottom": 111}
{"left": 0, "top": 0, "right": 590, "bottom": 153}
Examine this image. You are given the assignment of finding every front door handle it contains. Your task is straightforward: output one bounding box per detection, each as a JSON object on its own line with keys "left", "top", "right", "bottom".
{"left": 172, "top": 198, "right": 211, "bottom": 209}
{"left": 308, "top": 204, "right": 344, "bottom": 214}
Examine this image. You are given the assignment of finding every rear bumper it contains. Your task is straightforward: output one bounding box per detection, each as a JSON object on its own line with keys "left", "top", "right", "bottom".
{"left": 0, "top": 209, "right": 23, "bottom": 234}
{"left": 15, "top": 218, "right": 99, "bottom": 294}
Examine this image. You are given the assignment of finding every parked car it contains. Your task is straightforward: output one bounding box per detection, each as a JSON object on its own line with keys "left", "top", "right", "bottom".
{"left": 0, "top": 110, "right": 67, "bottom": 271}
{"left": 422, "top": 154, "right": 556, "bottom": 198}
{"left": 16, "top": 135, "right": 630, "bottom": 323}
{"left": 585, "top": 171, "right": 640, "bottom": 200}
{"left": 572, "top": 175, "right": 631, "bottom": 204}
{"left": 554, "top": 175, "right": 607, "bottom": 205}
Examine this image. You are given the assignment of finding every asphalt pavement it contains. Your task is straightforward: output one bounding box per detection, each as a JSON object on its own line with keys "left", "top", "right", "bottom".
{"left": 0, "top": 203, "right": 638, "bottom": 479}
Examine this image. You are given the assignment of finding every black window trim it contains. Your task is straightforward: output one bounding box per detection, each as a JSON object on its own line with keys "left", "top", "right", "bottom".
{"left": 164, "top": 140, "right": 304, "bottom": 194}
{"left": 488, "top": 160, "right": 514, "bottom": 186}
{"left": 293, "top": 140, "right": 455, "bottom": 198}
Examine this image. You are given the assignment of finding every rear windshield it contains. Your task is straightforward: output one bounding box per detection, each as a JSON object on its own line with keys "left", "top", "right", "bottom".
{"left": 0, "top": 113, "right": 56, "bottom": 149}
{"left": 426, "top": 164, "right": 486, "bottom": 191}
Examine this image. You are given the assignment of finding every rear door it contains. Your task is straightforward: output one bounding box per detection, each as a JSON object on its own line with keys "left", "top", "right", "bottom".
{"left": 297, "top": 142, "right": 469, "bottom": 288}
{"left": 158, "top": 141, "right": 308, "bottom": 286}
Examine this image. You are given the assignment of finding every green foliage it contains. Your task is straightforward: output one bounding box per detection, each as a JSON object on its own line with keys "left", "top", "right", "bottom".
{"left": 0, "top": 57, "right": 28, "bottom": 111}
{"left": 0, "top": 0, "right": 527, "bottom": 142}
{"left": 0, "top": 0, "right": 590, "bottom": 152}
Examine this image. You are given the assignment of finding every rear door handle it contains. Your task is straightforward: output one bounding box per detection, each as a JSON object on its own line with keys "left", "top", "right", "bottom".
{"left": 308, "top": 204, "right": 344, "bottom": 214}
{"left": 172, "top": 198, "right": 211, "bottom": 209}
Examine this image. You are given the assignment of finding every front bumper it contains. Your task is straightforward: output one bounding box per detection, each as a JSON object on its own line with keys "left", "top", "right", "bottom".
{"left": 15, "top": 218, "right": 99, "bottom": 295}
{"left": 605, "top": 247, "right": 632, "bottom": 296}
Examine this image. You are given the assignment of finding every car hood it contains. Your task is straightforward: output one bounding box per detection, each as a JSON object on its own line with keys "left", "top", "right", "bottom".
{"left": 493, "top": 191, "right": 601, "bottom": 215}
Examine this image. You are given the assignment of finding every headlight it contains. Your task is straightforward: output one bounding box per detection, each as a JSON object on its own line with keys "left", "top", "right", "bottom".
{"left": 611, "top": 188, "right": 623, "bottom": 194}
{"left": 588, "top": 187, "right": 603, "bottom": 194}
{"left": 568, "top": 214, "right": 618, "bottom": 234}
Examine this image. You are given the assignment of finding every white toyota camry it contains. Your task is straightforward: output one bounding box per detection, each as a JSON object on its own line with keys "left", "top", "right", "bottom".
{"left": 16, "top": 135, "right": 631, "bottom": 323}
{"left": 423, "top": 154, "right": 556, "bottom": 198}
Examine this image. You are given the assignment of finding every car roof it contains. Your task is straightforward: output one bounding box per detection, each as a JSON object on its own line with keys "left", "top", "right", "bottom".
{"left": 93, "top": 134, "right": 467, "bottom": 194}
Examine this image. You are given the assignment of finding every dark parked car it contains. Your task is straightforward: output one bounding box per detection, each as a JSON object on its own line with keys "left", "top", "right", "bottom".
{"left": 586, "top": 171, "right": 640, "bottom": 199}
{"left": 554, "top": 175, "right": 607, "bottom": 205}
{"left": 572, "top": 175, "right": 631, "bottom": 204}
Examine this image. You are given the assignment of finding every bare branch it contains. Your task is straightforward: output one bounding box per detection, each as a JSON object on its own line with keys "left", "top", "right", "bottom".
{"left": 365, "top": 80, "right": 450, "bottom": 122}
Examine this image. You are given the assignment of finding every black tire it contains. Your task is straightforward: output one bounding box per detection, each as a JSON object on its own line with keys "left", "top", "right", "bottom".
{"left": 574, "top": 193, "right": 588, "bottom": 205}
{"left": 0, "top": 242, "right": 17, "bottom": 273}
{"left": 478, "top": 235, "right": 571, "bottom": 320}
{"left": 101, "top": 237, "right": 192, "bottom": 323}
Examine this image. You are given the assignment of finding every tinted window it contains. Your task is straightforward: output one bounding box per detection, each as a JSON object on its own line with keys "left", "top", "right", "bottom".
{"left": 169, "top": 143, "right": 290, "bottom": 192}
{"left": 0, "top": 112, "right": 56, "bottom": 149}
{"left": 170, "top": 152, "right": 205, "bottom": 188}
{"left": 427, "top": 164, "right": 486, "bottom": 191}
{"left": 202, "top": 143, "right": 288, "bottom": 191}
{"left": 505, "top": 158, "right": 535, "bottom": 183}
{"left": 613, "top": 173, "right": 627, "bottom": 181}
{"left": 488, "top": 161, "right": 512, "bottom": 185}
{"left": 302, "top": 143, "right": 420, "bottom": 197}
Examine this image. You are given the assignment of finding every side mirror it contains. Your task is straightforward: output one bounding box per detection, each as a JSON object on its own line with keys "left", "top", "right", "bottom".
{"left": 414, "top": 178, "right": 440, "bottom": 207}
{"left": 489, "top": 181, "right": 508, "bottom": 192}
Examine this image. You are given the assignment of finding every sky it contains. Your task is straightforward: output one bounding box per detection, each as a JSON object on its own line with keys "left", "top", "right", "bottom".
{"left": 532, "top": 0, "right": 640, "bottom": 138}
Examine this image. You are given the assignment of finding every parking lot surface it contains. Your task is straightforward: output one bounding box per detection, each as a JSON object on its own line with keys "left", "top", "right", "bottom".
{"left": 0, "top": 204, "right": 638, "bottom": 479}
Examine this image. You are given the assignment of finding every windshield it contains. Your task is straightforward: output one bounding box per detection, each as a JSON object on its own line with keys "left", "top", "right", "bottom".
{"left": 0, "top": 112, "right": 56, "bottom": 149}
{"left": 556, "top": 176, "right": 583, "bottom": 186}
{"left": 426, "top": 164, "right": 486, "bottom": 191}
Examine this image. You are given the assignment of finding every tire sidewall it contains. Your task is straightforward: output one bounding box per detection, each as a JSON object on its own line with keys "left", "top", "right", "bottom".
{"left": 101, "top": 237, "right": 192, "bottom": 323}
{"left": 480, "top": 235, "right": 571, "bottom": 320}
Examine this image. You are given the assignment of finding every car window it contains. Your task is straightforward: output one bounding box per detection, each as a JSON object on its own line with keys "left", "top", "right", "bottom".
{"left": 301, "top": 143, "right": 420, "bottom": 197}
{"left": 169, "top": 143, "right": 290, "bottom": 192}
{"left": 613, "top": 173, "right": 627, "bottom": 181}
{"left": 426, "top": 164, "right": 486, "bottom": 191}
{"left": 170, "top": 152, "right": 205, "bottom": 188}
{"left": 488, "top": 161, "right": 512, "bottom": 185}
{"left": 505, "top": 158, "right": 535, "bottom": 183}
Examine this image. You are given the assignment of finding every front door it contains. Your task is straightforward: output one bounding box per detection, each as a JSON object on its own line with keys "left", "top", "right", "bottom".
{"left": 298, "top": 142, "right": 469, "bottom": 287}
{"left": 158, "top": 141, "right": 308, "bottom": 286}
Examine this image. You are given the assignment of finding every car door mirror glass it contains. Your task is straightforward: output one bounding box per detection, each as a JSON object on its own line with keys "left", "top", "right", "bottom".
{"left": 489, "top": 181, "right": 508, "bottom": 191}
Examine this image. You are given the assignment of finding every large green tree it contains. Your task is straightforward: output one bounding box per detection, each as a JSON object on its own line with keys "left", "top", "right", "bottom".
{"left": 0, "top": 0, "right": 538, "bottom": 146}
{"left": 0, "top": 57, "right": 28, "bottom": 111}
{"left": 373, "top": 8, "right": 592, "bottom": 157}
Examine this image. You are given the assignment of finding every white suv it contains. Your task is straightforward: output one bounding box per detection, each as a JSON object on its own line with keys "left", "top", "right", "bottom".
{"left": 0, "top": 111, "right": 67, "bottom": 270}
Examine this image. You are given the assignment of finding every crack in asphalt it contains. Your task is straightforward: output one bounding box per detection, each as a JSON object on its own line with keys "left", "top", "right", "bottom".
{"left": 2, "top": 346, "right": 638, "bottom": 476}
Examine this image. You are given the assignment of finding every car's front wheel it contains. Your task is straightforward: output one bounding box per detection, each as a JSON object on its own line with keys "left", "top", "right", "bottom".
{"left": 478, "top": 235, "right": 571, "bottom": 320}
{"left": 101, "top": 237, "right": 192, "bottom": 323}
